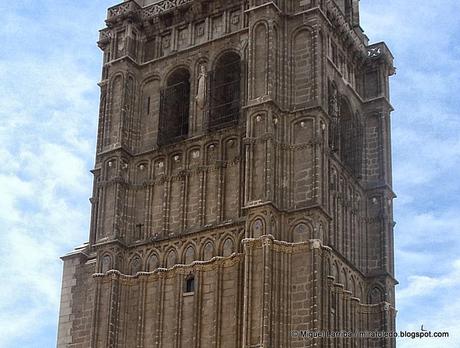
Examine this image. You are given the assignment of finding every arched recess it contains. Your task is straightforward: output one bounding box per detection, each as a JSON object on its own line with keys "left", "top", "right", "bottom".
{"left": 357, "top": 283, "right": 364, "bottom": 301}
{"left": 133, "top": 162, "right": 148, "bottom": 242}
{"left": 184, "top": 245, "right": 196, "bottom": 264}
{"left": 140, "top": 77, "right": 160, "bottom": 149}
{"left": 332, "top": 261, "right": 340, "bottom": 282}
{"left": 345, "top": 0, "right": 353, "bottom": 20}
{"left": 328, "top": 81, "right": 340, "bottom": 150}
{"left": 291, "top": 118, "right": 315, "bottom": 206}
{"left": 130, "top": 255, "right": 142, "bottom": 275}
{"left": 147, "top": 253, "right": 159, "bottom": 271}
{"left": 107, "top": 74, "right": 124, "bottom": 145}
{"left": 165, "top": 249, "right": 177, "bottom": 268}
{"left": 272, "top": 25, "right": 280, "bottom": 101}
{"left": 368, "top": 285, "right": 385, "bottom": 304}
{"left": 101, "top": 254, "right": 112, "bottom": 273}
{"left": 158, "top": 68, "right": 190, "bottom": 145}
{"left": 252, "top": 22, "right": 268, "bottom": 98}
{"left": 292, "top": 28, "right": 313, "bottom": 106}
{"left": 251, "top": 218, "right": 265, "bottom": 238}
{"left": 208, "top": 51, "right": 241, "bottom": 130}
{"left": 202, "top": 241, "right": 214, "bottom": 261}
{"left": 222, "top": 237, "right": 235, "bottom": 257}
{"left": 105, "top": 157, "right": 118, "bottom": 180}
{"left": 341, "top": 268, "right": 348, "bottom": 289}
{"left": 292, "top": 222, "right": 313, "bottom": 242}
{"left": 350, "top": 276, "right": 357, "bottom": 295}
{"left": 339, "top": 98, "right": 363, "bottom": 177}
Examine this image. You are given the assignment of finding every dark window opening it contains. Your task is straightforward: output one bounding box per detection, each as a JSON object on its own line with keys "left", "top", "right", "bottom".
{"left": 345, "top": 0, "right": 353, "bottom": 21}
{"left": 208, "top": 52, "right": 241, "bottom": 131}
{"left": 339, "top": 99, "right": 363, "bottom": 178}
{"left": 159, "top": 68, "right": 190, "bottom": 146}
{"left": 185, "top": 275, "right": 195, "bottom": 293}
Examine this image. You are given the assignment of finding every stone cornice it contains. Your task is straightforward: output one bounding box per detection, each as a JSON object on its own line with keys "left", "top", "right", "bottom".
{"left": 93, "top": 252, "right": 243, "bottom": 282}
{"left": 323, "top": 0, "right": 366, "bottom": 58}
{"left": 107, "top": 0, "right": 243, "bottom": 23}
{"left": 242, "top": 234, "right": 323, "bottom": 253}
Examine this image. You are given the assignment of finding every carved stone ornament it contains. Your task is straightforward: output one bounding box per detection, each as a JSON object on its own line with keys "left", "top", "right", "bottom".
{"left": 231, "top": 14, "right": 240, "bottom": 25}
{"left": 162, "top": 36, "right": 171, "bottom": 48}
{"left": 196, "top": 23, "right": 205, "bottom": 37}
{"left": 368, "top": 47, "right": 382, "bottom": 58}
{"left": 196, "top": 65, "right": 207, "bottom": 110}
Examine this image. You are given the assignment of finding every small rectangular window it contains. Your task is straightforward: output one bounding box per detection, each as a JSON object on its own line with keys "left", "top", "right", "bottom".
{"left": 185, "top": 276, "right": 195, "bottom": 293}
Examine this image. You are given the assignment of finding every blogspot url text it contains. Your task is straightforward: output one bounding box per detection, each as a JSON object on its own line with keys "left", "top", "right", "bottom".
{"left": 290, "top": 330, "right": 450, "bottom": 340}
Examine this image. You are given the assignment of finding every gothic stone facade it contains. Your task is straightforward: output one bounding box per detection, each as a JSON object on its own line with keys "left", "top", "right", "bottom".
{"left": 57, "top": 0, "right": 396, "bottom": 347}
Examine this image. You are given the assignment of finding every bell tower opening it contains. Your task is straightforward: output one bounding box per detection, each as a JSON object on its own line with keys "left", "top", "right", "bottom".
{"left": 158, "top": 68, "right": 190, "bottom": 146}
{"left": 339, "top": 98, "right": 363, "bottom": 178}
{"left": 208, "top": 51, "right": 241, "bottom": 131}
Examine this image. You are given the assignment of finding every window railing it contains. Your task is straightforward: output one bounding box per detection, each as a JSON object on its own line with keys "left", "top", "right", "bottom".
{"left": 208, "top": 58, "right": 241, "bottom": 131}
{"left": 158, "top": 81, "right": 190, "bottom": 146}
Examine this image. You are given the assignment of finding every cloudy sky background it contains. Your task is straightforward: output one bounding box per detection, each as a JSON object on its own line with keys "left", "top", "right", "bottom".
{"left": 0, "top": 0, "right": 458, "bottom": 347}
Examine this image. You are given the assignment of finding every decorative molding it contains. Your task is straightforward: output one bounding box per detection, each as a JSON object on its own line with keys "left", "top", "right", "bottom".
{"left": 93, "top": 252, "right": 243, "bottom": 281}
{"left": 324, "top": 0, "right": 366, "bottom": 57}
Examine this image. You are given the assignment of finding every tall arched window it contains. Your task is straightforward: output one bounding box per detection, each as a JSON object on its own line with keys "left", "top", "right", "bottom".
{"left": 159, "top": 68, "right": 190, "bottom": 145}
{"left": 208, "top": 52, "right": 241, "bottom": 130}
{"left": 339, "top": 98, "right": 363, "bottom": 178}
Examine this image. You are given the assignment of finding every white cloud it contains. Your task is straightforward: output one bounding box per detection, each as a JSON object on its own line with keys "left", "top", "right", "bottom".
{"left": 0, "top": 1, "right": 112, "bottom": 346}
{"left": 396, "top": 260, "right": 460, "bottom": 348}
{"left": 397, "top": 260, "right": 460, "bottom": 302}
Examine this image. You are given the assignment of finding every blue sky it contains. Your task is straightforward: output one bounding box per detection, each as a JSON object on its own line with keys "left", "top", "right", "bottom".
{"left": 0, "top": 1, "right": 459, "bottom": 347}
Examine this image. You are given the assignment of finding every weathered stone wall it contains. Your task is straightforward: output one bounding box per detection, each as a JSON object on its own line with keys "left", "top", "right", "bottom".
{"left": 57, "top": 253, "right": 96, "bottom": 348}
{"left": 58, "top": 0, "right": 396, "bottom": 346}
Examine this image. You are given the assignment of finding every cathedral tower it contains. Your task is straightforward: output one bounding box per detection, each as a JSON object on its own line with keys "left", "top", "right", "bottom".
{"left": 57, "top": 0, "right": 396, "bottom": 347}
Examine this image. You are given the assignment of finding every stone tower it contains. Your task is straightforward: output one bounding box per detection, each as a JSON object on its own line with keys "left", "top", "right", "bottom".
{"left": 57, "top": 0, "right": 396, "bottom": 347}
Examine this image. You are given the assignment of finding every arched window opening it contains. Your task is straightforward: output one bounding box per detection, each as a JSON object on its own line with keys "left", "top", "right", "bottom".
{"left": 159, "top": 68, "right": 190, "bottom": 145}
{"left": 185, "top": 274, "right": 195, "bottom": 293}
{"left": 339, "top": 99, "right": 363, "bottom": 178}
{"left": 208, "top": 52, "right": 241, "bottom": 130}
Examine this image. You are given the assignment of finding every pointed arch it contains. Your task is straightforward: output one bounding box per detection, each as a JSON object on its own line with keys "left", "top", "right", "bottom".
{"left": 129, "top": 255, "right": 143, "bottom": 275}
{"left": 368, "top": 285, "right": 385, "bottom": 304}
{"left": 221, "top": 237, "right": 235, "bottom": 257}
{"left": 165, "top": 248, "right": 177, "bottom": 268}
{"left": 147, "top": 252, "right": 159, "bottom": 271}
{"left": 292, "top": 27, "right": 314, "bottom": 106}
{"left": 208, "top": 51, "right": 241, "bottom": 130}
{"left": 183, "top": 244, "right": 196, "bottom": 264}
{"left": 202, "top": 240, "right": 215, "bottom": 261}
{"left": 158, "top": 67, "right": 190, "bottom": 145}
{"left": 101, "top": 254, "right": 112, "bottom": 273}
{"left": 292, "top": 222, "right": 313, "bottom": 242}
{"left": 252, "top": 21, "right": 268, "bottom": 98}
{"left": 339, "top": 97, "right": 363, "bottom": 177}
